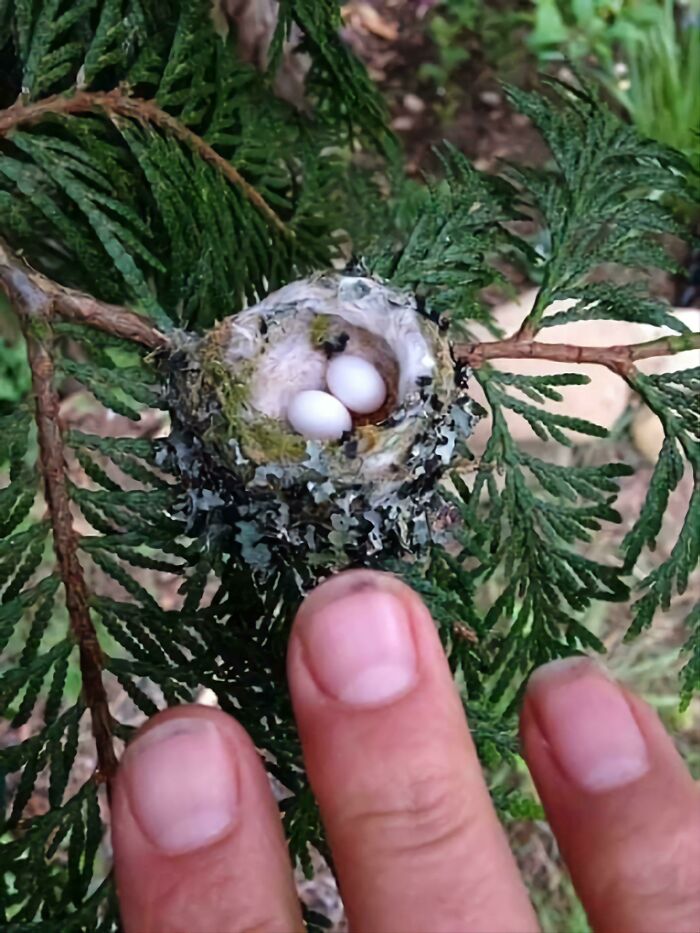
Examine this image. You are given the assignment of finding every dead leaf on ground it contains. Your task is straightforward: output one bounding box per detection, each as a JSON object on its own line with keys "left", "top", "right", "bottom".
{"left": 342, "top": 2, "right": 398, "bottom": 41}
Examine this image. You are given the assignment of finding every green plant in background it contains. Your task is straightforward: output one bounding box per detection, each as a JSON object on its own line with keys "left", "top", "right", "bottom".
{"left": 528, "top": 0, "right": 700, "bottom": 161}
{"left": 419, "top": 0, "right": 527, "bottom": 101}
{"left": 0, "top": 337, "right": 30, "bottom": 404}
{"left": 420, "top": 0, "right": 699, "bottom": 161}
{"left": 0, "top": 1, "right": 698, "bottom": 930}
{"left": 527, "top": 0, "right": 658, "bottom": 66}
{"left": 610, "top": 0, "right": 700, "bottom": 163}
{"left": 419, "top": 0, "right": 480, "bottom": 88}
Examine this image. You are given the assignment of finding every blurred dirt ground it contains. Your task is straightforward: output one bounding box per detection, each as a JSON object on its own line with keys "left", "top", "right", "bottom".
{"left": 342, "top": 0, "right": 550, "bottom": 174}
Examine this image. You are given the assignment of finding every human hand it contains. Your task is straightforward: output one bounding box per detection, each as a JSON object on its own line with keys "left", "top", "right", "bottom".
{"left": 112, "top": 570, "right": 700, "bottom": 933}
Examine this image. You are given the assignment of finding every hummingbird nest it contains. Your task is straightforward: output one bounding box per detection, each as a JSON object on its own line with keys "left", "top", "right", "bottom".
{"left": 164, "top": 272, "right": 477, "bottom": 576}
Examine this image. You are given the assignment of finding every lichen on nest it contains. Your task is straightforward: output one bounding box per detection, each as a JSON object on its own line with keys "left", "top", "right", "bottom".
{"left": 162, "top": 271, "right": 478, "bottom": 577}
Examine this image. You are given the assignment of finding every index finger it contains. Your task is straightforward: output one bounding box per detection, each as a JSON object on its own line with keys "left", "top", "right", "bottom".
{"left": 287, "top": 570, "right": 538, "bottom": 933}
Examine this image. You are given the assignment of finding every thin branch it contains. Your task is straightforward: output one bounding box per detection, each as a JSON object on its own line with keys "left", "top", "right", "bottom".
{"left": 3, "top": 231, "right": 698, "bottom": 377}
{"left": 0, "top": 89, "right": 292, "bottom": 238}
{"left": 4, "top": 230, "right": 698, "bottom": 376}
{"left": 22, "top": 323, "right": 118, "bottom": 784}
{"left": 0, "top": 240, "right": 170, "bottom": 350}
{"left": 512, "top": 285, "right": 551, "bottom": 342}
{"left": 456, "top": 331, "right": 700, "bottom": 377}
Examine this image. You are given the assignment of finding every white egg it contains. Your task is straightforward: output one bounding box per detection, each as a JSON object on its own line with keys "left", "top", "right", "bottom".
{"left": 287, "top": 390, "right": 353, "bottom": 440}
{"left": 326, "top": 354, "right": 387, "bottom": 415}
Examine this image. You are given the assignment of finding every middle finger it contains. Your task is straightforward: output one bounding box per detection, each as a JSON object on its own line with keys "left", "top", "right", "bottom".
{"left": 287, "top": 570, "right": 538, "bottom": 933}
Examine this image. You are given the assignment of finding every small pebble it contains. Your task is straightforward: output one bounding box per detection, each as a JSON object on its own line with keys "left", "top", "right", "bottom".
{"left": 287, "top": 390, "right": 352, "bottom": 440}
{"left": 391, "top": 115, "right": 414, "bottom": 132}
{"left": 326, "top": 354, "right": 387, "bottom": 415}
{"left": 403, "top": 93, "right": 425, "bottom": 114}
{"left": 480, "top": 90, "right": 501, "bottom": 108}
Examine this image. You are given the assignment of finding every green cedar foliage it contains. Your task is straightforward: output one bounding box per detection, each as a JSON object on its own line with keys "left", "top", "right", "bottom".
{"left": 0, "top": 0, "right": 392, "bottom": 329}
{"left": 0, "top": 3, "right": 697, "bottom": 929}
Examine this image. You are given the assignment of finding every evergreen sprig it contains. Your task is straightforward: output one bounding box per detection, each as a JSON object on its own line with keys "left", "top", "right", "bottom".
{"left": 503, "top": 79, "right": 689, "bottom": 334}
{"left": 437, "top": 81, "right": 700, "bottom": 710}
{"left": 368, "top": 142, "right": 532, "bottom": 334}
{"left": 623, "top": 366, "right": 699, "bottom": 705}
{"left": 0, "top": 0, "right": 390, "bottom": 329}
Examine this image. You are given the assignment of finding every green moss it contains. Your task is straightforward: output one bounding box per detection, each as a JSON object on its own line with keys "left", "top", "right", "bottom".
{"left": 207, "top": 358, "right": 251, "bottom": 424}
{"left": 309, "top": 313, "right": 332, "bottom": 347}
{"left": 199, "top": 355, "right": 306, "bottom": 465}
{"left": 239, "top": 415, "right": 307, "bottom": 464}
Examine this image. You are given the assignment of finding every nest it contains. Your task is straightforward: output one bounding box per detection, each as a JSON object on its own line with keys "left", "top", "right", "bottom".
{"left": 163, "top": 272, "right": 477, "bottom": 576}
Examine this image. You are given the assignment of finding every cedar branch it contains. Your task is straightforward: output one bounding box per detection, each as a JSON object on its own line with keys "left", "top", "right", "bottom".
{"left": 3, "top": 232, "right": 698, "bottom": 374}
{"left": 22, "top": 324, "right": 118, "bottom": 784}
{"left": 0, "top": 89, "right": 292, "bottom": 238}
{"left": 0, "top": 240, "right": 169, "bottom": 350}
{"left": 456, "top": 331, "right": 700, "bottom": 376}
{"left": 2, "top": 237, "right": 697, "bottom": 374}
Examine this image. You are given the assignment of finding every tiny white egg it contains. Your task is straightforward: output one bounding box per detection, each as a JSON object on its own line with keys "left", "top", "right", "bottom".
{"left": 287, "top": 390, "right": 352, "bottom": 440}
{"left": 326, "top": 354, "right": 387, "bottom": 415}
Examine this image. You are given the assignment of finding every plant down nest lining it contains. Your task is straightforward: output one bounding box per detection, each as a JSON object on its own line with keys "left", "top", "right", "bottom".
{"left": 164, "top": 272, "right": 478, "bottom": 574}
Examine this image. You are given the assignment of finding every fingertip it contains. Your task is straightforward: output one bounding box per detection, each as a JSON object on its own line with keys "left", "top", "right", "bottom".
{"left": 286, "top": 570, "right": 537, "bottom": 933}
{"left": 112, "top": 706, "right": 302, "bottom": 933}
{"left": 524, "top": 657, "right": 650, "bottom": 793}
{"left": 115, "top": 706, "right": 243, "bottom": 856}
{"left": 294, "top": 568, "right": 396, "bottom": 617}
{"left": 289, "top": 569, "right": 449, "bottom": 709}
{"left": 521, "top": 657, "right": 700, "bottom": 933}
{"left": 522, "top": 654, "right": 698, "bottom": 801}
{"left": 293, "top": 569, "right": 432, "bottom": 650}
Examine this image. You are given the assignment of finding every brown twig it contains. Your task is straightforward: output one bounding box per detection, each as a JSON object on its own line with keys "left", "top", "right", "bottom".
{"left": 22, "top": 322, "right": 118, "bottom": 784}
{"left": 456, "top": 331, "right": 700, "bottom": 377}
{"left": 0, "top": 240, "right": 169, "bottom": 350}
{"left": 3, "top": 230, "right": 697, "bottom": 375}
{"left": 0, "top": 89, "right": 291, "bottom": 238}
{"left": 1, "top": 240, "right": 160, "bottom": 784}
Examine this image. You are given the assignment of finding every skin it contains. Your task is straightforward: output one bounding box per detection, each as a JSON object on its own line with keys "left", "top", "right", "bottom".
{"left": 112, "top": 570, "right": 700, "bottom": 933}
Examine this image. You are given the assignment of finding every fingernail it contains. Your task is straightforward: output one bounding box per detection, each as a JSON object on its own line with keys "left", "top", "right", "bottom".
{"left": 123, "top": 717, "right": 238, "bottom": 855}
{"left": 299, "top": 578, "right": 418, "bottom": 707}
{"left": 528, "top": 658, "right": 650, "bottom": 793}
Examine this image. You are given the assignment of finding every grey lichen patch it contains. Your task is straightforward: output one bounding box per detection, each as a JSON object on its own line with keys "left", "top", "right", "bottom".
{"left": 163, "top": 272, "right": 478, "bottom": 580}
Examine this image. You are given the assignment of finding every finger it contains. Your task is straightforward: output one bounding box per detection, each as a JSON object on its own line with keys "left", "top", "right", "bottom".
{"left": 521, "top": 658, "right": 700, "bottom": 933}
{"left": 287, "top": 569, "right": 538, "bottom": 933}
{"left": 112, "top": 706, "right": 303, "bottom": 933}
